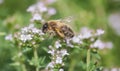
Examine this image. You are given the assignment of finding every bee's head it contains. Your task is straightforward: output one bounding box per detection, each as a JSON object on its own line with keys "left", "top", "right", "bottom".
{"left": 42, "top": 22, "right": 48, "bottom": 33}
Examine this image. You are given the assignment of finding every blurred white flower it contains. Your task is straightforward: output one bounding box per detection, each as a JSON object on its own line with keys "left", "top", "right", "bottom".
{"left": 38, "top": 30, "right": 45, "bottom": 36}
{"left": 21, "top": 27, "right": 29, "bottom": 33}
{"left": 46, "top": 62, "right": 54, "bottom": 69}
{"left": 80, "top": 33, "right": 92, "bottom": 39}
{"left": 65, "top": 39, "right": 74, "bottom": 48}
{"left": 56, "top": 57, "right": 62, "bottom": 64}
{"left": 111, "top": 68, "right": 118, "bottom": 71}
{"left": 90, "top": 40, "right": 105, "bottom": 49}
{"left": 60, "top": 49, "right": 69, "bottom": 56}
{"left": 47, "top": 42, "right": 68, "bottom": 69}
{"left": 28, "top": 24, "right": 34, "bottom": 29}
{"left": 48, "top": 49, "right": 55, "bottom": 56}
{"left": 79, "top": 27, "right": 93, "bottom": 39}
{"left": 72, "top": 36, "right": 80, "bottom": 43}
{"left": 27, "top": 2, "right": 47, "bottom": 13}
{"left": 21, "top": 24, "right": 34, "bottom": 33}
{"left": 105, "top": 42, "right": 113, "bottom": 49}
{"left": 48, "top": 8, "right": 56, "bottom": 15}
{"left": 32, "top": 28, "right": 40, "bottom": 34}
{"left": 27, "top": 5, "right": 36, "bottom": 13}
{"left": 72, "top": 36, "right": 83, "bottom": 44}
{"left": 31, "top": 13, "right": 42, "bottom": 22}
{"left": 5, "top": 34, "right": 13, "bottom": 41}
{"left": 21, "top": 24, "right": 44, "bottom": 36}
{"left": 90, "top": 40, "right": 113, "bottom": 49}
{"left": 55, "top": 40, "right": 61, "bottom": 48}
{"left": 95, "top": 29, "right": 104, "bottom": 36}
{"left": 0, "top": 0, "right": 4, "bottom": 4}
{"left": 59, "top": 68, "right": 64, "bottom": 71}
{"left": 27, "top": 0, "right": 56, "bottom": 23}
{"left": 19, "top": 34, "right": 32, "bottom": 42}
{"left": 109, "top": 13, "right": 120, "bottom": 35}
{"left": 38, "top": 5, "right": 47, "bottom": 13}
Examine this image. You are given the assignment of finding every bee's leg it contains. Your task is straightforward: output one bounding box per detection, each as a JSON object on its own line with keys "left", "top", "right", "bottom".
{"left": 54, "top": 28, "right": 65, "bottom": 38}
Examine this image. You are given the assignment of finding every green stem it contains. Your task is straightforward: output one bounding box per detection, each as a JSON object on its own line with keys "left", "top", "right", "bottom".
{"left": 54, "top": 69, "right": 59, "bottom": 71}
{"left": 21, "top": 64, "right": 27, "bottom": 71}
{"left": 18, "top": 46, "right": 27, "bottom": 71}
{"left": 87, "top": 49, "right": 91, "bottom": 71}
{"left": 0, "top": 32, "right": 6, "bottom": 36}
{"left": 68, "top": 59, "right": 76, "bottom": 71}
{"left": 34, "top": 47, "right": 39, "bottom": 71}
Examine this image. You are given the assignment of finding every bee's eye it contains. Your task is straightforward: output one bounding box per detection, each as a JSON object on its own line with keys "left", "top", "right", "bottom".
{"left": 43, "top": 23, "right": 48, "bottom": 28}
{"left": 42, "top": 23, "right": 48, "bottom": 33}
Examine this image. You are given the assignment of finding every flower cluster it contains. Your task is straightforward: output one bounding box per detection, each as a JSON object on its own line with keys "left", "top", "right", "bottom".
{"left": 27, "top": 0, "right": 56, "bottom": 23}
{"left": 5, "top": 34, "right": 13, "bottom": 41}
{"left": 66, "top": 27, "right": 113, "bottom": 49}
{"left": 18, "top": 24, "right": 44, "bottom": 42}
{"left": 90, "top": 40, "right": 113, "bottom": 49}
{"left": 46, "top": 40, "right": 69, "bottom": 71}
{"left": 5, "top": 24, "right": 45, "bottom": 47}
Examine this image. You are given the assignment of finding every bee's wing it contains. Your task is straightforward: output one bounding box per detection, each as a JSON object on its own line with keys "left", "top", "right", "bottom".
{"left": 59, "top": 16, "right": 75, "bottom": 24}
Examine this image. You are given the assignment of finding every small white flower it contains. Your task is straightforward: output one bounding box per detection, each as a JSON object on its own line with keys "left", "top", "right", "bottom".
{"left": 28, "top": 24, "right": 34, "bottom": 29}
{"left": 37, "top": 2, "right": 47, "bottom": 13}
{"left": 72, "top": 36, "right": 80, "bottom": 43}
{"left": 105, "top": 42, "right": 113, "bottom": 49}
{"left": 5, "top": 34, "right": 13, "bottom": 41}
{"left": 79, "top": 27, "right": 93, "bottom": 39}
{"left": 26, "top": 5, "right": 36, "bottom": 13}
{"left": 60, "top": 49, "right": 69, "bottom": 56}
{"left": 78, "top": 34, "right": 83, "bottom": 39}
{"left": 31, "top": 13, "right": 42, "bottom": 22}
{"left": 48, "top": 49, "right": 55, "bottom": 56}
{"left": 56, "top": 57, "right": 62, "bottom": 64}
{"left": 90, "top": 40, "right": 105, "bottom": 49}
{"left": 59, "top": 68, "right": 64, "bottom": 71}
{"left": 65, "top": 38, "right": 74, "bottom": 48}
{"left": 72, "top": 36, "right": 83, "bottom": 44}
{"left": 55, "top": 40, "right": 62, "bottom": 48}
{"left": 111, "top": 68, "right": 117, "bottom": 71}
{"left": 19, "top": 34, "right": 32, "bottom": 42}
{"left": 95, "top": 29, "right": 104, "bottom": 36}
{"left": 21, "top": 27, "right": 29, "bottom": 33}
{"left": 91, "top": 40, "right": 113, "bottom": 49}
{"left": 48, "top": 8, "right": 56, "bottom": 15}
{"left": 46, "top": 62, "right": 54, "bottom": 69}
{"left": 49, "top": 45, "right": 53, "bottom": 49}
{"left": 38, "top": 30, "right": 44, "bottom": 36}
{"left": 109, "top": 13, "right": 120, "bottom": 35}
{"left": 39, "top": 6, "right": 47, "bottom": 13}
{"left": 82, "top": 32, "right": 92, "bottom": 39}
{"left": 67, "top": 43, "right": 74, "bottom": 48}
{"left": 32, "top": 28, "right": 40, "bottom": 34}
{"left": 27, "top": 2, "right": 47, "bottom": 13}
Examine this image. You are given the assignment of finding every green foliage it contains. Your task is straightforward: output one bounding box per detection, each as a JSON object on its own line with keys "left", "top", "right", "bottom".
{"left": 0, "top": 0, "right": 120, "bottom": 71}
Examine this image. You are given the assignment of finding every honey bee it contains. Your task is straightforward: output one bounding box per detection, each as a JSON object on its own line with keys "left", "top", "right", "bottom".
{"left": 42, "top": 19, "right": 74, "bottom": 38}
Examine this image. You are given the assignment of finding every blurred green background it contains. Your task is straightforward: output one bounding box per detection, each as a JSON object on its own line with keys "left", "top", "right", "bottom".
{"left": 0, "top": 0, "right": 120, "bottom": 71}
